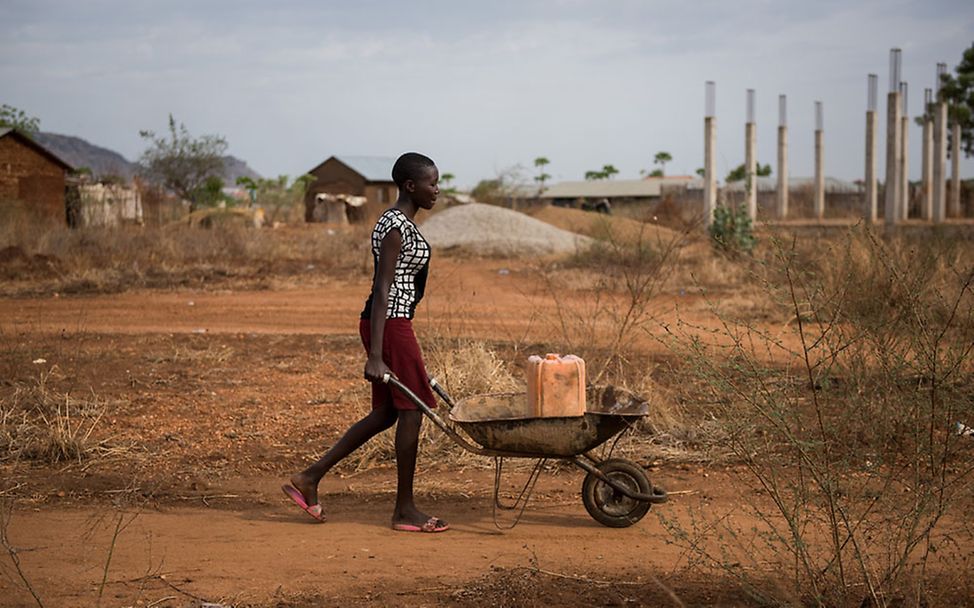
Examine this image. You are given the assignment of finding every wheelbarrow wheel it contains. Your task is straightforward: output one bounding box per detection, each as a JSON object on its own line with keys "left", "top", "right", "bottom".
{"left": 582, "top": 458, "right": 652, "bottom": 528}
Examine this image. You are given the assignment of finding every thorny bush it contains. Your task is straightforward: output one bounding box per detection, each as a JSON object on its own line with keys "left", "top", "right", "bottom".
{"left": 658, "top": 226, "right": 974, "bottom": 607}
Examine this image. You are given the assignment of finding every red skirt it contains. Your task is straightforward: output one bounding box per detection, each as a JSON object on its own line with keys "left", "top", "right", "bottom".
{"left": 359, "top": 318, "right": 437, "bottom": 411}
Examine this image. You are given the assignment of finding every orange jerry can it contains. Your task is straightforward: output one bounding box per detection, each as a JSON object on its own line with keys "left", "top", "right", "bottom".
{"left": 526, "top": 354, "right": 586, "bottom": 418}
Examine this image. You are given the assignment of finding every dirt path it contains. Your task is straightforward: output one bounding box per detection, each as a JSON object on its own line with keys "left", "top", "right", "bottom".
{"left": 0, "top": 256, "right": 805, "bottom": 607}
{"left": 4, "top": 469, "right": 732, "bottom": 607}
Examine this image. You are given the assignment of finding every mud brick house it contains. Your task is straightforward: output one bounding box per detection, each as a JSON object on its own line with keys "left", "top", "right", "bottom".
{"left": 0, "top": 128, "right": 74, "bottom": 222}
{"left": 304, "top": 155, "right": 397, "bottom": 223}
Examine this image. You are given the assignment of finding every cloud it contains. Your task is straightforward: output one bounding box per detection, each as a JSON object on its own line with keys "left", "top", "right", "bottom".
{"left": 1, "top": 0, "right": 972, "bottom": 185}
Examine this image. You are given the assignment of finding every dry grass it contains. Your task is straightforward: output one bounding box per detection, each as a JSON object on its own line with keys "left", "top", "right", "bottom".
{"left": 529, "top": 205, "right": 682, "bottom": 246}
{"left": 0, "top": 368, "right": 130, "bottom": 467}
{"left": 0, "top": 214, "right": 371, "bottom": 296}
{"left": 337, "top": 339, "right": 525, "bottom": 473}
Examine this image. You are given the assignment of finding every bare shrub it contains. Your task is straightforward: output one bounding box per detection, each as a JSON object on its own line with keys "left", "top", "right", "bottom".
{"left": 658, "top": 225, "right": 974, "bottom": 606}
{"left": 542, "top": 216, "right": 681, "bottom": 384}
{"left": 0, "top": 369, "right": 127, "bottom": 466}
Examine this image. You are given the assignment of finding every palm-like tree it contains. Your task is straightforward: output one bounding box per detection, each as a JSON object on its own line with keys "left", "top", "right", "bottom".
{"left": 653, "top": 151, "right": 672, "bottom": 176}
{"left": 533, "top": 157, "right": 551, "bottom": 190}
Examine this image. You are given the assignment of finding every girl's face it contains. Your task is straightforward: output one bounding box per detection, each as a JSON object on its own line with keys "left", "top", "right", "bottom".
{"left": 409, "top": 166, "right": 440, "bottom": 209}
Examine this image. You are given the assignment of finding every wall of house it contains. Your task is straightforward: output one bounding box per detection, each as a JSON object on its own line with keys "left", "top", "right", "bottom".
{"left": 0, "top": 136, "right": 67, "bottom": 222}
{"left": 304, "top": 158, "right": 397, "bottom": 223}
{"left": 305, "top": 159, "right": 366, "bottom": 222}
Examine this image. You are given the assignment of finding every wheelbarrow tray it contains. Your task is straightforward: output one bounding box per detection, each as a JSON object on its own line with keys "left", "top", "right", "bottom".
{"left": 448, "top": 385, "right": 648, "bottom": 457}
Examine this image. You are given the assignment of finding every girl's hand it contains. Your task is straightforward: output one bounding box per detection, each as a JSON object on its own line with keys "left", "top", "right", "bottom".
{"left": 364, "top": 354, "right": 393, "bottom": 383}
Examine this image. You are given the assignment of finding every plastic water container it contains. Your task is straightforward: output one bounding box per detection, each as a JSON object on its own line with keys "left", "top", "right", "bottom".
{"left": 527, "top": 354, "right": 586, "bottom": 418}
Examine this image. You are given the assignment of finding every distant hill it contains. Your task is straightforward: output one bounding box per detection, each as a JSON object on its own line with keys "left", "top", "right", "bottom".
{"left": 34, "top": 131, "right": 261, "bottom": 184}
{"left": 34, "top": 132, "right": 136, "bottom": 180}
{"left": 220, "top": 155, "right": 261, "bottom": 184}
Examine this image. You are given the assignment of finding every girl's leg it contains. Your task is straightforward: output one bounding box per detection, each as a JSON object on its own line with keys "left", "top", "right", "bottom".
{"left": 391, "top": 409, "right": 438, "bottom": 526}
{"left": 290, "top": 399, "right": 398, "bottom": 506}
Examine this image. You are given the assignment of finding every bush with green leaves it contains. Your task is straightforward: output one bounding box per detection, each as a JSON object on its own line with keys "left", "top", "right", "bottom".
{"left": 708, "top": 205, "right": 756, "bottom": 254}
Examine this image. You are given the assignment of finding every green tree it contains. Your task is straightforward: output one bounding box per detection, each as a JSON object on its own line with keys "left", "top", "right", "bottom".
{"left": 194, "top": 175, "right": 228, "bottom": 208}
{"left": 725, "top": 162, "right": 772, "bottom": 183}
{"left": 237, "top": 174, "right": 314, "bottom": 223}
{"left": 533, "top": 156, "right": 551, "bottom": 191}
{"left": 585, "top": 164, "right": 619, "bottom": 180}
{"left": 440, "top": 172, "right": 456, "bottom": 193}
{"left": 648, "top": 168, "right": 664, "bottom": 177}
{"left": 138, "top": 114, "right": 228, "bottom": 213}
{"left": 916, "top": 43, "right": 974, "bottom": 157}
{"left": 940, "top": 42, "right": 974, "bottom": 157}
{"left": 695, "top": 167, "right": 706, "bottom": 177}
{"left": 0, "top": 104, "right": 40, "bottom": 135}
{"left": 653, "top": 151, "right": 672, "bottom": 176}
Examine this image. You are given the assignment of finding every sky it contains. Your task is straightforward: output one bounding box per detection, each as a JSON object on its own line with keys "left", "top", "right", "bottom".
{"left": 2, "top": 0, "right": 973, "bottom": 188}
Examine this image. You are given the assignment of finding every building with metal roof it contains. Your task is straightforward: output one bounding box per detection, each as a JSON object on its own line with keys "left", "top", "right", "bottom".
{"left": 304, "top": 155, "right": 397, "bottom": 223}
{"left": 539, "top": 176, "right": 696, "bottom": 203}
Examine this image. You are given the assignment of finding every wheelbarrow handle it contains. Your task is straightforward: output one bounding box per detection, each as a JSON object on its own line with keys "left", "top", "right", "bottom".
{"left": 428, "top": 376, "right": 459, "bottom": 411}
{"left": 382, "top": 374, "right": 493, "bottom": 457}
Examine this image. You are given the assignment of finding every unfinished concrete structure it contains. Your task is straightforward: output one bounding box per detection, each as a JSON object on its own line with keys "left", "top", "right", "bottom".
{"left": 745, "top": 89, "right": 757, "bottom": 221}
{"left": 932, "top": 63, "right": 948, "bottom": 223}
{"left": 884, "top": 49, "right": 902, "bottom": 226}
{"left": 814, "top": 101, "right": 825, "bottom": 220}
{"left": 899, "top": 82, "right": 910, "bottom": 221}
{"left": 777, "top": 94, "right": 788, "bottom": 219}
{"left": 703, "top": 81, "right": 716, "bottom": 228}
{"left": 921, "top": 88, "right": 933, "bottom": 220}
{"left": 865, "top": 74, "right": 879, "bottom": 222}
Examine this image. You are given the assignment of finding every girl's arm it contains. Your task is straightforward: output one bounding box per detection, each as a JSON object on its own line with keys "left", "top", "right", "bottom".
{"left": 363, "top": 229, "right": 402, "bottom": 382}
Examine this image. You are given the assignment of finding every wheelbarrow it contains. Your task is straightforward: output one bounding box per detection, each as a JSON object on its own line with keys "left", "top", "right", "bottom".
{"left": 383, "top": 374, "right": 667, "bottom": 528}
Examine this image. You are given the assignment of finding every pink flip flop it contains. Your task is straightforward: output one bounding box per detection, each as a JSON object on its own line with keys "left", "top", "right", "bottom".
{"left": 392, "top": 517, "right": 450, "bottom": 533}
{"left": 281, "top": 484, "right": 325, "bottom": 523}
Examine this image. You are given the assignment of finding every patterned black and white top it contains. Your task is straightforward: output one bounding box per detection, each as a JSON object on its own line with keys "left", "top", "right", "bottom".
{"left": 361, "top": 208, "right": 431, "bottom": 320}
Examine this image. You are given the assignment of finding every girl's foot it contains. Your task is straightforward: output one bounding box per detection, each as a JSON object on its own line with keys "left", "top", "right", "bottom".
{"left": 392, "top": 505, "right": 449, "bottom": 533}
{"left": 289, "top": 472, "right": 320, "bottom": 507}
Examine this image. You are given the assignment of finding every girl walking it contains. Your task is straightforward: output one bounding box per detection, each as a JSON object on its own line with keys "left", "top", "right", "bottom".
{"left": 282, "top": 152, "right": 447, "bottom": 533}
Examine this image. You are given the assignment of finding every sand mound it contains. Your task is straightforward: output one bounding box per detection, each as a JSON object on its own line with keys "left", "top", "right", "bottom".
{"left": 530, "top": 206, "right": 682, "bottom": 246}
{"left": 420, "top": 203, "right": 592, "bottom": 255}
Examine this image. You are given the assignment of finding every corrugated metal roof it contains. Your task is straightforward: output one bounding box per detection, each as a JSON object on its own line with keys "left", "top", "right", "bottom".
{"left": 540, "top": 179, "right": 663, "bottom": 199}
{"left": 540, "top": 176, "right": 698, "bottom": 199}
{"left": 724, "top": 176, "right": 861, "bottom": 194}
{"left": 334, "top": 155, "right": 396, "bottom": 182}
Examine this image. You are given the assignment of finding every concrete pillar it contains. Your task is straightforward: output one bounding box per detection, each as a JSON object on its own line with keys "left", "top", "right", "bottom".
{"left": 932, "top": 101, "right": 947, "bottom": 223}
{"left": 865, "top": 111, "right": 878, "bottom": 222}
{"left": 745, "top": 122, "right": 757, "bottom": 220}
{"left": 920, "top": 90, "right": 933, "bottom": 220}
{"left": 704, "top": 116, "right": 716, "bottom": 227}
{"left": 745, "top": 89, "right": 757, "bottom": 221}
{"left": 777, "top": 125, "right": 788, "bottom": 219}
{"left": 884, "top": 91, "right": 901, "bottom": 225}
{"left": 814, "top": 130, "right": 825, "bottom": 219}
{"left": 813, "top": 101, "right": 824, "bottom": 220}
{"left": 777, "top": 94, "right": 788, "bottom": 220}
{"left": 900, "top": 114, "right": 910, "bottom": 220}
{"left": 950, "top": 121, "right": 961, "bottom": 218}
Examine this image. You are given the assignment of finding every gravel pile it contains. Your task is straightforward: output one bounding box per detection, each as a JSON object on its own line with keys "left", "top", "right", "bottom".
{"left": 420, "top": 203, "right": 592, "bottom": 255}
